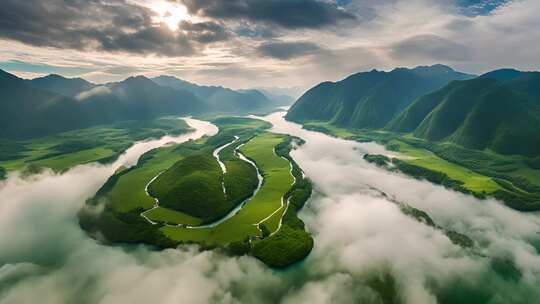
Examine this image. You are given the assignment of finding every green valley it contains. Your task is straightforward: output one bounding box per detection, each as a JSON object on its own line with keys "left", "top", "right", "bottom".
{"left": 80, "top": 117, "right": 313, "bottom": 268}
{"left": 287, "top": 67, "right": 540, "bottom": 212}
{"left": 303, "top": 119, "right": 540, "bottom": 211}
{"left": 0, "top": 117, "right": 192, "bottom": 177}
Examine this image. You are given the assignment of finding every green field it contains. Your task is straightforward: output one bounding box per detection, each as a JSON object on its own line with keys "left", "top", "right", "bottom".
{"left": 300, "top": 120, "right": 540, "bottom": 210}
{"left": 148, "top": 148, "right": 258, "bottom": 223}
{"left": 100, "top": 117, "right": 269, "bottom": 216}
{"left": 0, "top": 117, "right": 192, "bottom": 175}
{"left": 303, "top": 121, "right": 356, "bottom": 138}
{"left": 143, "top": 207, "right": 202, "bottom": 226}
{"left": 107, "top": 145, "right": 194, "bottom": 213}
{"left": 81, "top": 117, "right": 313, "bottom": 267}
{"left": 389, "top": 139, "right": 501, "bottom": 193}
{"left": 161, "top": 132, "right": 294, "bottom": 245}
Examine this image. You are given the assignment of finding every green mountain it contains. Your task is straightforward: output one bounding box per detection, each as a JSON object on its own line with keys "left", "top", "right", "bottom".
{"left": 104, "top": 76, "right": 205, "bottom": 119}
{"left": 479, "top": 68, "right": 528, "bottom": 81}
{"left": 0, "top": 69, "right": 91, "bottom": 138}
{"left": 286, "top": 64, "right": 475, "bottom": 129}
{"left": 152, "top": 75, "right": 272, "bottom": 113}
{"left": 389, "top": 70, "right": 540, "bottom": 156}
{"left": 26, "top": 74, "right": 96, "bottom": 98}
{"left": 254, "top": 88, "right": 296, "bottom": 106}
{"left": 0, "top": 70, "right": 203, "bottom": 139}
{"left": 0, "top": 69, "right": 288, "bottom": 140}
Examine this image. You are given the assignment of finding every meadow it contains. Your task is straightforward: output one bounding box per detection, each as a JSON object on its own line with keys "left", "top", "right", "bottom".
{"left": 0, "top": 118, "right": 192, "bottom": 176}
{"left": 82, "top": 117, "right": 314, "bottom": 267}
{"left": 161, "top": 132, "right": 294, "bottom": 244}
{"left": 299, "top": 120, "right": 540, "bottom": 211}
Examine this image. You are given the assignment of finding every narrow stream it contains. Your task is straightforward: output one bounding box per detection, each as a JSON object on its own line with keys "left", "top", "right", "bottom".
{"left": 213, "top": 136, "right": 240, "bottom": 195}
{"left": 186, "top": 141, "right": 264, "bottom": 229}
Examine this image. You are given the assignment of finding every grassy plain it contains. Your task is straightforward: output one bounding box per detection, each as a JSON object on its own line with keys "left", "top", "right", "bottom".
{"left": 162, "top": 133, "right": 294, "bottom": 245}
{"left": 82, "top": 117, "right": 313, "bottom": 267}
{"left": 0, "top": 118, "right": 191, "bottom": 175}
{"left": 299, "top": 120, "right": 540, "bottom": 209}
{"left": 388, "top": 139, "right": 501, "bottom": 193}
{"left": 143, "top": 207, "right": 202, "bottom": 226}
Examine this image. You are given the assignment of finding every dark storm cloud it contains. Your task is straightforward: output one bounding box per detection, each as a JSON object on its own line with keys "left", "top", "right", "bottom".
{"left": 180, "top": 0, "right": 356, "bottom": 29}
{"left": 0, "top": 0, "right": 228, "bottom": 56}
{"left": 257, "top": 41, "right": 321, "bottom": 60}
{"left": 389, "top": 34, "right": 471, "bottom": 62}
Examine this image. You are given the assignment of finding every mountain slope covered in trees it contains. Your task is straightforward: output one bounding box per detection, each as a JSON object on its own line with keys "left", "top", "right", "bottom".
{"left": 0, "top": 70, "right": 287, "bottom": 139}
{"left": 286, "top": 64, "right": 475, "bottom": 129}
{"left": 389, "top": 70, "right": 540, "bottom": 156}
{"left": 0, "top": 70, "right": 204, "bottom": 139}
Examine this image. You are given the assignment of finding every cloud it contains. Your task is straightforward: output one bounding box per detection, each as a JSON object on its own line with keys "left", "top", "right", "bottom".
{"left": 257, "top": 41, "right": 321, "bottom": 60}
{"left": 3, "top": 112, "right": 540, "bottom": 303}
{"left": 180, "top": 0, "right": 356, "bottom": 29}
{"left": 75, "top": 86, "right": 111, "bottom": 101}
{"left": 389, "top": 34, "right": 471, "bottom": 62}
{"left": 262, "top": 111, "right": 540, "bottom": 303}
{"left": 0, "top": 0, "right": 228, "bottom": 57}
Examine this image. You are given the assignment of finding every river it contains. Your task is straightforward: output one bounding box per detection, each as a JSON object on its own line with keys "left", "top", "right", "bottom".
{"left": 1, "top": 113, "right": 540, "bottom": 304}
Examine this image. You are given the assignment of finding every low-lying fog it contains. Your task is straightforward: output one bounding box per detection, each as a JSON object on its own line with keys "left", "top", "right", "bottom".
{"left": 1, "top": 113, "right": 539, "bottom": 304}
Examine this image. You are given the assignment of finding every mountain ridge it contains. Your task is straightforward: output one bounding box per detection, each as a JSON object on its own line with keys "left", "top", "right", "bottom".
{"left": 286, "top": 64, "right": 476, "bottom": 129}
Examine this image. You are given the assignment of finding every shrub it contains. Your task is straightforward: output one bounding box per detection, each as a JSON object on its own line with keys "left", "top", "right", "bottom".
{"left": 252, "top": 225, "right": 313, "bottom": 268}
{"left": 363, "top": 154, "right": 390, "bottom": 167}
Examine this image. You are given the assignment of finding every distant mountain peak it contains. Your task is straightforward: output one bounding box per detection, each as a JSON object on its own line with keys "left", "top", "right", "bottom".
{"left": 413, "top": 64, "right": 454, "bottom": 72}
{"left": 287, "top": 64, "right": 475, "bottom": 129}
{"left": 121, "top": 75, "right": 155, "bottom": 87}
{"left": 125, "top": 75, "right": 150, "bottom": 81}
{"left": 479, "top": 68, "right": 527, "bottom": 81}
{"left": 0, "top": 69, "right": 22, "bottom": 82}
{"left": 45, "top": 73, "right": 67, "bottom": 79}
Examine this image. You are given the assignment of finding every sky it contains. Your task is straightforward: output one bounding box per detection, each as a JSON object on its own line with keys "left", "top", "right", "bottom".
{"left": 0, "top": 0, "right": 538, "bottom": 90}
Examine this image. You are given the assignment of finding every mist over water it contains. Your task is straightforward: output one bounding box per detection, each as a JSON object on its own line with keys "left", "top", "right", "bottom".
{"left": 1, "top": 113, "right": 539, "bottom": 303}
{"left": 261, "top": 111, "right": 540, "bottom": 303}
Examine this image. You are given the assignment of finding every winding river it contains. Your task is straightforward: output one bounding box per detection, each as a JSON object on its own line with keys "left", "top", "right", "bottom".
{"left": 186, "top": 140, "right": 265, "bottom": 229}
{"left": 2, "top": 112, "right": 540, "bottom": 303}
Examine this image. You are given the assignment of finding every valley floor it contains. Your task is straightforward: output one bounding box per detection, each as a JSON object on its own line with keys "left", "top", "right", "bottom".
{"left": 301, "top": 121, "right": 540, "bottom": 211}
{"left": 81, "top": 116, "right": 313, "bottom": 267}
{"left": 0, "top": 117, "right": 192, "bottom": 176}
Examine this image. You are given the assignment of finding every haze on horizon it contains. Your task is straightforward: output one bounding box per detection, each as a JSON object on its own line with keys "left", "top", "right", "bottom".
{"left": 0, "top": 0, "right": 538, "bottom": 90}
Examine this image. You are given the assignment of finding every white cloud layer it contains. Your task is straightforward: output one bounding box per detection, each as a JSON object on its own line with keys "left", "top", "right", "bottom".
{"left": 2, "top": 112, "right": 540, "bottom": 303}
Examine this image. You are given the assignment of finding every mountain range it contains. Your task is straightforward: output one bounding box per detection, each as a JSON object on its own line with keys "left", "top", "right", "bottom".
{"left": 286, "top": 64, "right": 475, "bottom": 129}
{"left": 0, "top": 70, "right": 290, "bottom": 139}
{"left": 152, "top": 75, "right": 275, "bottom": 113}
{"left": 388, "top": 70, "right": 540, "bottom": 156}
{"left": 286, "top": 65, "right": 540, "bottom": 157}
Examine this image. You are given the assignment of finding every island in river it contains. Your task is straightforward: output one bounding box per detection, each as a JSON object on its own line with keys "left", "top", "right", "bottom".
{"left": 79, "top": 116, "right": 314, "bottom": 268}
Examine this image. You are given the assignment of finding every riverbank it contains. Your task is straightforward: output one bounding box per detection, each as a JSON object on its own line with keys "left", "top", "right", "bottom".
{"left": 80, "top": 116, "right": 314, "bottom": 267}
{"left": 298, "top": 120, "right": 540, "bottom": 211}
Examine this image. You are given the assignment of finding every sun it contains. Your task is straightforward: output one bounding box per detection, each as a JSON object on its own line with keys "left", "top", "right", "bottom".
{"left": 150, "top": 0, "right": 190, "bottom": 31}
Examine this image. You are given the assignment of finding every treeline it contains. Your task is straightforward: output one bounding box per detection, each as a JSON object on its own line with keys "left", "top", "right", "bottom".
{"left": 364, "top": 153, "right": 540, "bottom": 211}
{"left": 399, "top": 139, "right": 540, "bottom": 194}
{"left": 399, "top": 204, "right": 474, "bottom": 249}
{"left": 363, "top": 154, "right": 484, "bottom": 199}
